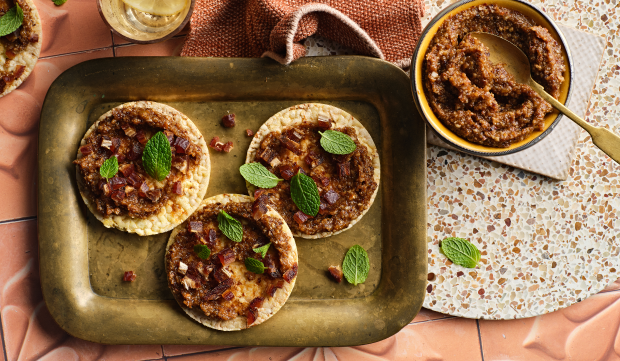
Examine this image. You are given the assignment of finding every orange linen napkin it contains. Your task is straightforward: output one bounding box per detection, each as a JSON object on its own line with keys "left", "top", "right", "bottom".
{"left": 181, "top": 0, "right": 425, "bottom": 69}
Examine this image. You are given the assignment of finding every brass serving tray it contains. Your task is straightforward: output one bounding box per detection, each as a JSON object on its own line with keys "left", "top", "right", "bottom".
{"left": 38, "top": 56, "right": 427, "bottom": 346}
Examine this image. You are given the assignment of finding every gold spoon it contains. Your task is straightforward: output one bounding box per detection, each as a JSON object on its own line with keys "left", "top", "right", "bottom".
{"left": 471, "top": 32, "right": 620, "bottom": 164}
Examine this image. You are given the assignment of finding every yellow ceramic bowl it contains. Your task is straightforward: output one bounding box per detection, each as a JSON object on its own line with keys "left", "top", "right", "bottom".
{"left": 411, "top": 0, "right": 574, "bottom": 156}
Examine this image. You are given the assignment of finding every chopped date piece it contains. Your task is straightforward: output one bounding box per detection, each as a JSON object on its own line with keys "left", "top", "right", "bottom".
{"left": 312, "top": 175, "right": 330, "bottom": 187}
{"left": 178, "top": 261, "right": 188, "bottom": 274}
{"left": 109, "top": 177, "right": 127, "bottom": 190}
{"left": 328, "top": 265, "right": 343, "bottom": 283}
{"left": 146, "top": 189, "right": 162, "bottom": 202}
{"left": 117, "top": 154, "right": 126, "bottom": 163}
{"left": 127, "top": 143, "right": 143, "bottom": 161}
{"left": 294, "top": 211, "right": 311, "bottom": 225}
{"left": 317, "top": 115, "right": 333, "bottom": 129}
{"left": 207, "top": 229, "right": 217, "bottom": 246}
{"left": 127, "top": 173, "right": 142, "bottom": 187}
{"left": 249, "top": 297, "right": 265, "bottom": 309}
{"left": 172, "top": 155, "right": 189, "bottom": 173}
{"left": 214, "top": 142, "right": 225, "bottom": 152}
{"left": 267, "top": 280, "right": 284, "bottom": 297}
{"left": 263, "top": 254, "right": 282, "bottom": 279}
{"left": 252, "top": 197, "right": 269, "bottom": 220}
{"left": 221, "top": 289, "right": 235, "bottom": 301}
{"left": 282, "top": 264, "right": 298, "bottom": 283}
{"left": 79, "top": 145, "right": 93, "bottom": 155}
{"left": 222, "top": 113, "right": 236, "bottom": 128}
{"left": 13, "top": 66, "right": 25, "bottom": 80}
{"left": 247, "top": 307, "right": 258, "bottom": 325}
{"left": 125, "top": 186, "right": 136, "bottom": 196}
{"left": 99, "top": 180, "right": 111, "bottom": 195}
{"left": 292, "top": 164, "right": 307, "bottom": 175}
{"left": 182, "top": 276, "right": 198, "bottom": 290}
{"left": 259, "top": 148, "right": 277, "bottom": 164}
{"left": 245, "top": 272, "right": 256, "bottom": 281}
{"left": 119, "top": 163, "right": 135, "bottom": 177}
{"left": 174, "top": 137, "right": 190, "bottom": 154}
{"left": 213, "top": 267, "right": 230, "bottom": 283}
{"left": 188, "top": 221, "right": 203, "bottom": 233}
{"left": 217, "top": 248, "right": 236, "bottom": 266}
{"left": 204, "top": 278, "right": 234, "bottom": 301}
{"left": 305, "top": 150, "right": 324, "bottom": 168}
{"left": 138, "top": 182, "right": 150, "bottom": 197}
{"left": 5, "top": 50, "right": 15, "bottom": 60}
{"left": 30, "top": 33, "right": 40, "bottom": 43}
{"left": 253, "top": 188, "right": 266, "bottom": 199}
{"left": 164, "top": 130, "right": 175, "bottom": 144}
{"left": 279, "top": 164, "right": 295, "bottom": 180}
{"left": 280, "top": 135, "right": 302, "bottom": 155}
{"left": 172, "top": 181, "right": 183, "bottom": 195}
{"left": 209, "top": 136, "right": 220, "bottom": 148}
{"left": 111, "top": 188, "right": 126, "bottom": 202}
{"left": 110, "top": 138, "right": 121, "bottom": 154}
{"left": 120, "top": 123, "right": 137, "bottom": 137}
{"left": 245, "top": 129, "right": 254, "bottom": 137}
{"left": 136, "top": 130, "right": 148, "bottom": 145}
{"left": 338, "top": 162, "right": 351, "bottom": 178}
{"left": 199, "top": 264, "right": 215, "bottom": 278}
{"left": 123, "top": 271, "right": 136, "bottom": 282}
{"left": 286, "top": 129, "right": 303, "bottom": 142}
{"left": 324, "top": 190, "right": 340, "bottom": 205}
{"left": 223, "top": 141, "right": 234, "bottom": 153}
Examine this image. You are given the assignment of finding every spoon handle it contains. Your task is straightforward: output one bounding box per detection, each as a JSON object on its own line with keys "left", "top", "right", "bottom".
{"left": 529, "top": 80, "right": 620, "bottom": 164}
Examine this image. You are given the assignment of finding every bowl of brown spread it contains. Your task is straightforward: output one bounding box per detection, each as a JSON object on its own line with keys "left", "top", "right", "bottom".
{"left": 411, "top": 0, "right": 573, "bottom": 156}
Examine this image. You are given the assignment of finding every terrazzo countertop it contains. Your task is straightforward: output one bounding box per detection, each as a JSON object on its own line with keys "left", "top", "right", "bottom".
{"left": 0, "top": 0, "right": 619, "bottom": 360}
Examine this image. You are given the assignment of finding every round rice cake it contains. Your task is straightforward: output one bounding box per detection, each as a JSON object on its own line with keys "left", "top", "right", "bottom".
{"left": 0, "top": 0, "right": 42, "bottom": 98}
{"left": 245, "top": 103, "right": 380, "bottom": 238}
{"left": 165, "top": 194, "right": 298, "bottom": 331}
{"left": 74, "top": 101, "right": 210, "bottom": 236}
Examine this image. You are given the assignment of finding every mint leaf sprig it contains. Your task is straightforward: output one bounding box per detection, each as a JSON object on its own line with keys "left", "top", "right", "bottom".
{"left": 253, "top": 242, "right": 271, "bottom": 258}
{"left": 53, "top": 0, "right": 67, "bottom": 6}
{"left": 217, "top": 210, "right": 243, "bottom": 243}
{"left": 142, "top": 131, "right": 172, "bottom": 181}
{"left": 240, "top": 163, "right": 282, "bottom": 188}
{"left": 342, "top": 245, "right": 370, "bottom": 286}
{"left": 194, "top": 245, "right": 211, "bottom": 259}
{"left": 245, "top": 257, "right": 266, "bottom": 274}
{"left": 100, "top": 156, "right": 118, "bottom": 180}
{"left": 0, "top": 4, "right": 24, "bottom": 38}
{"left": 319, "top": 130, "right": 356, "bottom": 155}
{"left": 440, "top": 237, "right": 480, "bottom": 268}
{"left": 290, "top": 172, "right": 320, "bottom": 216}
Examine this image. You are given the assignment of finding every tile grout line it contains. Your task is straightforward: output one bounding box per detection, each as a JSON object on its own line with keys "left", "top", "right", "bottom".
{"left": 0, "top": 311, "right": 8, "bottom": 361}
{"left": 408, "top": 315, "right": 458, "bottom": 325}
{"left": 0, "top": 216, "right": 36, "bottom": 226}
{"left": 111, "top": 30, "right": 117, "bottom": 57}
{"left": 40, "top": 46, "right": 114, "bottom": 60}
{"left": 166, "top": 346, "right": 244, "bottom": 359}
{"left": 476, "top": 319, "right": 485, "bottom": 361}
{"left": 160, "top": 345, "right": 166, "bottom": 360}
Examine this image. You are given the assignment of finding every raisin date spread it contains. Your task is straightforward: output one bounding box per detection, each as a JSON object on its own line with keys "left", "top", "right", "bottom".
{"left": 0, "top": 0, "right": 39, "bottom": 94}
{"left": 252, "top": 123, "right": 378, "bottom": 235}
{"left": 166, "top": 201, "right": 297, "bottom": 321}
{"left": 74, "top": 106, "right": 202, "bottom": 219}
{"left": 423, "top": 4, "right": 566, "bottom": 148}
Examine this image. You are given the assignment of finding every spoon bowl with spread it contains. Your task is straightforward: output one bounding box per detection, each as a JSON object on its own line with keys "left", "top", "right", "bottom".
{"left": 472, "top": 32, "right": 620, "bottom": 164}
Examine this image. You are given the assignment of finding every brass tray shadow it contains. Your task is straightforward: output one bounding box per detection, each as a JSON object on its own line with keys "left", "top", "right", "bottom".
{"left": 38, "top": 56, "right": 427, "bottom": 346}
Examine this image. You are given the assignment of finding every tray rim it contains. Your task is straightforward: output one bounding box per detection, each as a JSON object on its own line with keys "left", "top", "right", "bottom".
{"left": 37, "top": 55, "right": 428, "bottom": 346}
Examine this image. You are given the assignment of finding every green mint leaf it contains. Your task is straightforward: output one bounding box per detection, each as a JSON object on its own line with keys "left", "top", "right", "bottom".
{"left": 193, "top": 245, "right": 211, "bottom": 259}
{"left": 240, "top": 163, "right": 283, "bottom": 188}
{"left": 440, "top": 237, "right": 481, "bottom": 268}
{"left": 253, "top": 242, "right": 271, "bottom": 258}
{"left": 290, "top": 172, "right": 319, "bottom": 216}
{"left": 245, "top": 257, "right": 266, "bottom": 274}
{"left": 342, "top": 245, "right": 370, "bottom": 286}
{"left": 319, "top": 130, "right": 356, "bottom": 155}
{"left": 0, "top": 4, "right": 24, "bottom": 37}
{"left": 217, "top": 210, "right": 243, "bottom": 243}
{"left": 99, "top": 156, "right": 118, "bottom": 180}
{"left": 53, "top": 0, "right": 67, "bottom": 5}
{"left": 142, "top": 131, "right": 172, "bottom": 181}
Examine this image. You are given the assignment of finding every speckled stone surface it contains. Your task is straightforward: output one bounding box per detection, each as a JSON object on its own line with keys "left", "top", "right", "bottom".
{"left": 305, "top": 0, "right": 620, "bottom": 319}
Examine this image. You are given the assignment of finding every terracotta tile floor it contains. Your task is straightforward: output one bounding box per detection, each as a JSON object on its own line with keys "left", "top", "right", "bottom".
{"left": 2, "top": 2, "right": 620, "bottom": 361}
